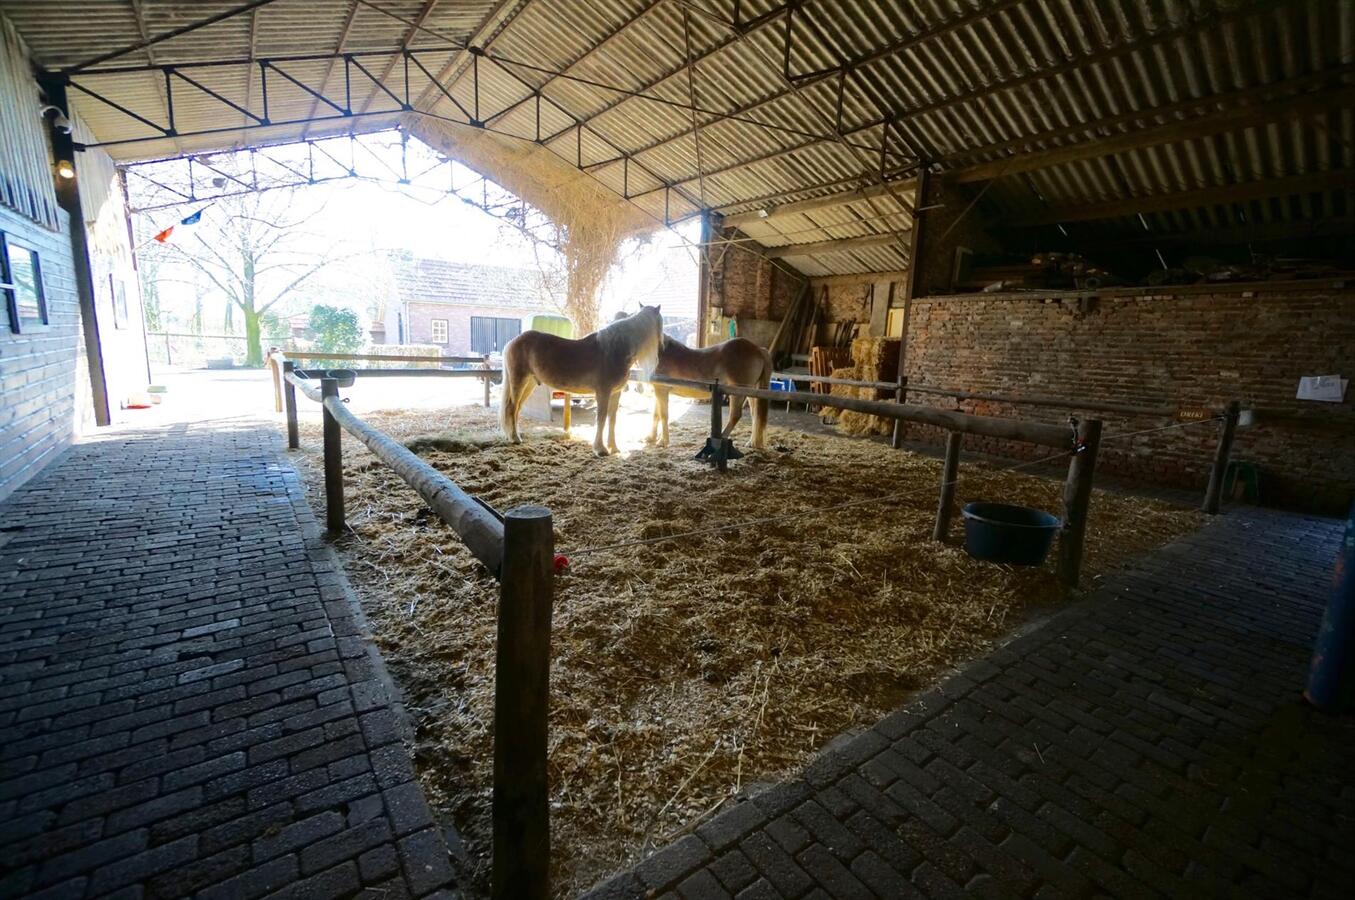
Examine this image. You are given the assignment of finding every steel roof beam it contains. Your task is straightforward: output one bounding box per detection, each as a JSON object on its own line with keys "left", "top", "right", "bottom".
{"left": 762, "top": 231, "right": 910, "bottom": 259}
{"left": 722, "top": 179, "right": 918, "bottom": 227}
{"left": 65, "top": 0, "right": 282, "bottom": 74}
{"left": 633, "top": 0, "right": 1277, "bottom": 196}
{"left": 1001, "top": 170, "right": 1355, "bottom": 228}
{"left": 577, "top": 0, "right": 1026, "bottom": 178}
{"left": 301, "top": 0, "right": 367, "bottom": 138}
{"left": 946, "top": 78, "right": 1355, "bottom": 185}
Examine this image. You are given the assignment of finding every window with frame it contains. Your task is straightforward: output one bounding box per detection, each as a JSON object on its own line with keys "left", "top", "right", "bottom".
{"left": 1, "top": 233, "right": 48, "bottom": 333}
{"left": 430, "top": 318, "right": 449, "bottom": 343}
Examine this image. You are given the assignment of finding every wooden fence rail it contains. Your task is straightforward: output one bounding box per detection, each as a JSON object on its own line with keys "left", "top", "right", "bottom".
{"left": 650, "top": 374, "right": 1097, "bottom": 586}
{"left": 271, "top": 350, "right": 498, "bottom": 413}
{"left": 773, "top": 369, "right": 1194, "bottom": 419}
{"left": 280, "top": 370, "right": 551, "bottom": 900}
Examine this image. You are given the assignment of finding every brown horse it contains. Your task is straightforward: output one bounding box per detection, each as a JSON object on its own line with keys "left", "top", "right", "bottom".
{"left": 501, "top": 305, "right": 663, "bottom": 456}
{"left": 649, "top": 336, "right": 773, "bottom": 449}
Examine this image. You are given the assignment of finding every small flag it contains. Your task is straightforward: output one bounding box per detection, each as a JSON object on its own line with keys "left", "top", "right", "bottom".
{"left": 152, "top": 207, "right": 206, "bottom": 243}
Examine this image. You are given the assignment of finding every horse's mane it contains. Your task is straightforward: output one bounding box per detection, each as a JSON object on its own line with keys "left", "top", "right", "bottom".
{"left": 599, "top": 307, "right": 663, "bottom": 372}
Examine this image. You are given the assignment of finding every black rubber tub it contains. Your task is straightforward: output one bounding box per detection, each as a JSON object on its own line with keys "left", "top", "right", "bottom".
{"left": 961, "top": 501, "right": 1061, "bottom": 566}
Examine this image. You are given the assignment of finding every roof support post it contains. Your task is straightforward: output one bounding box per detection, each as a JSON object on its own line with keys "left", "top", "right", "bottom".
{"left": 38, "top": 74, "right": 110, "bottom": 428}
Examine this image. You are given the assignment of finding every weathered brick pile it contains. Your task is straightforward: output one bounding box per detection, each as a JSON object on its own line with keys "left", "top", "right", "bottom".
{"left": 0, "top": 423, "right": 456, "bottom": 899}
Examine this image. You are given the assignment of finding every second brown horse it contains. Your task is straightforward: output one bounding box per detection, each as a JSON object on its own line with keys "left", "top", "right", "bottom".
{"left": 649, "top": 336, "right": 773, "bottom": 449}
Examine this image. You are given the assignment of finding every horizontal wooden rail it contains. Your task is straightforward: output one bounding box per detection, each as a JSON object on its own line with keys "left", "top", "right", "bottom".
{"left": 284, "top": 351, "right": 487, "bottom": 364}
{"left": 284, "top": 370, "right": 323, "bottom": 403}
{"left": 773, "top": 370, "right": 898, "bottom": 391}
{"left": 279, "top": 370, "right": 549, "bottom": 894}
{"left": 773, "top": 370, "right": 1187, "bottom": 418}
{"left": 298, "top": 367, "right": 500, "bottom": 379}
{"left": 319, "top": 392, "right": 506, "bottom": 572}
{"left": 149, "top": 331, "right": 246, "bottom": 340}
{"left": 902, "top": 384, "right": 1184, "bottom": 418}
{"left": 650, "top": 375, "right": 1073, "bottom": 448}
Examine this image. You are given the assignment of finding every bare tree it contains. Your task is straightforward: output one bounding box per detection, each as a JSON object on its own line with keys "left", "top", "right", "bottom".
{"left": 143, "top": 185, "right": 334, "bottom": 366}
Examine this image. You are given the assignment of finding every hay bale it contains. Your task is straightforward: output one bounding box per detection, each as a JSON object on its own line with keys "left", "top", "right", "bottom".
{"left": 828, "top": 363, "right": 893, "bottom": 438}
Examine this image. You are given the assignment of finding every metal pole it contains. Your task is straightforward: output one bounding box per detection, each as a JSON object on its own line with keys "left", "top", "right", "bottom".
{"left": 1202, "top": 400, "right": 1241, "bottom": 514}
{"left": 710, "top": 380, "right": 726, "bottom": 472}
{"left": 933, "top": 431, "right": 962, "bottom": 542}
{"left": 1058, "top": 419, "right": 1102, "bottom": 588}
{"left": 283, "top": 361, "right": 299, "bottom": 450}
{"left": 321, "top": 377, "right": 345, "bottom": 533}
{"left": 891, "top": 374, "right": 909, "bottom": 449}
{"left": 493, "top": 505, "right": 554, "bottom": 900}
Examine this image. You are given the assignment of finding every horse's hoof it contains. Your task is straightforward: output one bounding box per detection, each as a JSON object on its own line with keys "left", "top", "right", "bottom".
{"left": 593, "top": 447, "right": 609, "bottom": 457}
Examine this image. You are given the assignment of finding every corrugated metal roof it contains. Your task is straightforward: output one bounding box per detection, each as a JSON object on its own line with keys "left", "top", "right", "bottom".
{"left": 1, "top": 0, "right": 1349, "bottom": 277}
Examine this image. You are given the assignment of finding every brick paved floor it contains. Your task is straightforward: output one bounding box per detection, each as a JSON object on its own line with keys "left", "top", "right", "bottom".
{"left": 0, "top": 422, "right": 457, "bottom": 899}
{"left": 583, "top": 507, "right": 1355, "bottom": 899}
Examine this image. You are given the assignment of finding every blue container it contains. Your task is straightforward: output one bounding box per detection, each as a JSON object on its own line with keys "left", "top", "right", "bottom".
{"left": 1305, "top": 502, "right": 1355, "bottom": 712}
{"left": 962, "top": 502, "right": 1061, "bottom": 566}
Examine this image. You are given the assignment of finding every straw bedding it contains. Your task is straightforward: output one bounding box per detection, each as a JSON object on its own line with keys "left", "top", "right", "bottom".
{"left": 293, "top": 406, "right": 1200, "bottom": 897}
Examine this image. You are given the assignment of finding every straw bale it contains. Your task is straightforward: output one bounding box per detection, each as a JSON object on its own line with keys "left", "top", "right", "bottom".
{"left": 294, "top": 406, "right": 1200, "bottom": 897}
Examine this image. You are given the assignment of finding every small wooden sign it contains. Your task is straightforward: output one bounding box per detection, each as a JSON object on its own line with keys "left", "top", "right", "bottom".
{"left": 1176, "top": 407, "right": 1213, "bottom": 421}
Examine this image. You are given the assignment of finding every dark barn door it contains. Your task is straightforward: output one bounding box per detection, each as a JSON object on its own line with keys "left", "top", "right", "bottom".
{"left": 471, "top": 316, "right": 522, "bottom": 354}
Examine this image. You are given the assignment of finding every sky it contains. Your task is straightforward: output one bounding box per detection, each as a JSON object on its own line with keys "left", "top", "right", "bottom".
{"left": 127, "top": 131, "right": 700, "bottom": 334}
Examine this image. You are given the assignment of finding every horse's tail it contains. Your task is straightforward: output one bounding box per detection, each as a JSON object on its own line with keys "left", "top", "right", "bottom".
{"left": 500, "top": 336, "right": 521, "bottom": 440}
{"left": 752, "top": 345, "right": 773, "bottom": 449}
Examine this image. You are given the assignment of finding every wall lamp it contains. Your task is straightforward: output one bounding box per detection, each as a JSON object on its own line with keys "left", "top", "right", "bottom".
{"left": 55, "top": 159, "right": 76, "bottom": 180}
{"left": 39, "top": 103, "right": 72, "bottom": 134}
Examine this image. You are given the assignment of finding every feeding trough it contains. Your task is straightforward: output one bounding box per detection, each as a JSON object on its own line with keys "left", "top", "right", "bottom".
{"left": 962, "top": 502, "right": 1061, "bottom": 566}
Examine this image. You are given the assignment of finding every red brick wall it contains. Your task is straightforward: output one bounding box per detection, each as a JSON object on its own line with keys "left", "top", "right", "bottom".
{"left": 404, "top": 303, "right": 541, "bottom": 354}
{"left": 709, "top": 229, "right": 799, "bottom": 322}
{"left": 900, "top": 286, "right": 1355, "bottom": 513}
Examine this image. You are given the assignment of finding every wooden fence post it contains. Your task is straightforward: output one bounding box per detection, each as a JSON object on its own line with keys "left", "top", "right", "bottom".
{"left": 482, "top": 355, "right": 492, "bottom": 408}
{"left": 933, "top": 431, "right": 962, "bottom": 542}
{"left": 1202, "top": 400, "right": 1241, "bottom": 514}
{"left": 891, "top": 375, "right": 909, "bottom": 449}
{"left": 1058, "top": 418, "right": 1102, "bottom": 588}
{"left": 283, "top": 361, "right": 300, "bottom": 450}
{"left": 493, "top": 505, "right": 554, "bottom": 900}
{"left": 321, "top": 377, "right": 345, "bottom": 533}
{"left": 710, "top": 380, "right": 726, "bottom": 472}
{"left": 269, "top": 349, "right": 283, "bottom": 412}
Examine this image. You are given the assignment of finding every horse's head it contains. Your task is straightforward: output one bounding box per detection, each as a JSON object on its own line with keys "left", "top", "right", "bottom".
{"left": 630, "top": 304, "right": 664, "bottom": 374}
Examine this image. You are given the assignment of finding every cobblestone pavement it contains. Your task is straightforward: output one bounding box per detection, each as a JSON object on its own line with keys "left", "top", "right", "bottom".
{"left": 0, "top": 422, "right": 457, "bottom": 899}
{"left": 583, "top": 507, "right": 1355, "bottom": 899}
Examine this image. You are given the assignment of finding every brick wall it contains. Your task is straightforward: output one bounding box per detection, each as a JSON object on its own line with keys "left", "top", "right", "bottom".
{"left": 900, "top": 286, "right": 1355, "bottom": 513}
{"left": 404, "top": 303, "right": 540, "bottom": 354}
{"left": 0, "top": 204, "right": 88, "bottom": 503}
{"left": 709, "top": 229, "right": 800, "bottom": 322}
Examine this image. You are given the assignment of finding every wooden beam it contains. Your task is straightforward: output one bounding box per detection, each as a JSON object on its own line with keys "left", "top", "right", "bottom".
{"left": 1002, "top": 170, "right": 1354, "bottom": 228}
{"left": 808, "top": 269, "right": 909, "bottom": 289}
{"left": 951, "top": 84, "right": 1355, "bottom": 185}
{"left": 724, "top": 179, "right": 917, "bottom": 227}
{"left": 763, "top": 231, "right": 908, "bottom": 259}
{"left": 649, "top": 376, "right": 1073, "bottom": 447}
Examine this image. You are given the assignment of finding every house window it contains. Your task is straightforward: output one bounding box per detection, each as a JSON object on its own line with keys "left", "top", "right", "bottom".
{"left": 470, "top": 316, "right": 521, "bottom": 355}
{"left": 430, "top": 319, "right": 449, "bottom": 343}
{"left": 111, "top": 276, "right": 129, "bottom": 329}
{"left": 1, "top": 233, "right": 48, "bottom": 333}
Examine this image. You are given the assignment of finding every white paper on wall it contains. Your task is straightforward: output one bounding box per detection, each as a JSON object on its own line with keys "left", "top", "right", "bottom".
{"left": 1296, "top": 375, "right": 1348, "bottom": 403}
